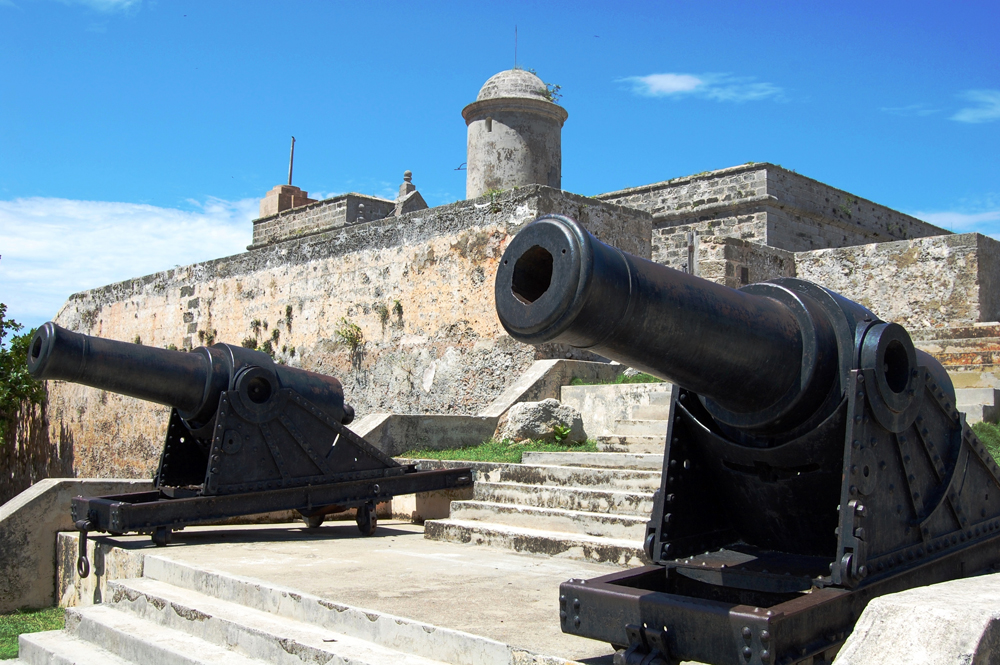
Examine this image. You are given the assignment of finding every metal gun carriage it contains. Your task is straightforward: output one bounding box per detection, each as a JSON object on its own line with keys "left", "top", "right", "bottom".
{"left": 27, "top": 323, "right": 471, "bottom": 570}
{"left": 495, "top": 215, "right": 1000, "bottom": 665}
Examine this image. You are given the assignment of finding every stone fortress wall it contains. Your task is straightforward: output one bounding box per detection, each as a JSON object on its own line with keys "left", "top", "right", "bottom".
{"left": 48, "top": 187, "right": 651, "bottom": 478}
{"left": 596, "top": 163, "right": 948, "bottom": 271}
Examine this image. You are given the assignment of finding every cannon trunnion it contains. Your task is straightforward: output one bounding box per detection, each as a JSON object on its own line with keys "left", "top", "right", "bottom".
{"left": 28, "top": 323, "right": 471, "bottom": 566}
{"left": 495, "top": 215, "right": 1000, "bottom": 665}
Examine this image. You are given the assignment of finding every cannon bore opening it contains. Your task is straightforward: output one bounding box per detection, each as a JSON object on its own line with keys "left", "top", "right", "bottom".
{"left": 883, "top": 339, "right": 909, "bottom": 394}
{"left": 30, "top": 336, "right": 42, "bottom": 362}
{"left": 246, "top": 376, "right": 272, "bottom": 404}
{"left": 511, "top": 245, "right": 554, "bottom": 305}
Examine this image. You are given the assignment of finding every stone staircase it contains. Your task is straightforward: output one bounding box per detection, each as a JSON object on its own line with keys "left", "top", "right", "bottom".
{"left": 911, "top": 325, "right": 1000, "bottom": 423}
{"left": 560, "top": 382, "right": 675, "bottom": 453}
{"left": 421, "top": 453, "right": 663, "bottom": 568}
{"left": 13, "top": 551, "right": 570, "bottom": 665}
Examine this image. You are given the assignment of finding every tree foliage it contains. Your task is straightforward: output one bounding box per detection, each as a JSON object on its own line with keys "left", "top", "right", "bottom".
{"left": 0, "top": 304, "right": 46, "bottom": 438}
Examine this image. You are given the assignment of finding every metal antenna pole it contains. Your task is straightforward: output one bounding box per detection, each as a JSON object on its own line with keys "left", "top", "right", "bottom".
{"left": 288, "top": 136, "right": 296, "bottom": 186}
{"left": 514, "top": 25, "right": 517, "bottom": 68}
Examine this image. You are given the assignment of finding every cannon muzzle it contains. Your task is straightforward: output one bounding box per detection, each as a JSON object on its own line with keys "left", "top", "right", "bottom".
{"left": 28, "top": 322, "right": 354, "bottom": 427}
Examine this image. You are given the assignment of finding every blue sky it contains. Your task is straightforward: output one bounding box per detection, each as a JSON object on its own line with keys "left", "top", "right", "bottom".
{"left": 1, "top": 0, "right": 998, "bottom": 330}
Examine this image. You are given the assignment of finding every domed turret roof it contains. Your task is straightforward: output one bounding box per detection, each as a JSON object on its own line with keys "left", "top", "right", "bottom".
{"left": 476, "top": 69, "right": 549, "bottom": 102}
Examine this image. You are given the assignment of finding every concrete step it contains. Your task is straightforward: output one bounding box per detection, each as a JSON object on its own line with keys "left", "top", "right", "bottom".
{"left": 63, "top": 604, "right": 266, "bottom": 665}
{"left": 909, "top": 323, "right": 1000, "bottom": 341}
{"left": 611, "top": 419, "right": 669, "bottom": 436}
{"left": 106, "top": 577, "right": 447, "bottom": 665}
{"left": 423, "top": 518, "right": 647, "bottom": 567}
{"left": 956, "top": 388, "right": 1000, "bottom": 407}
{"left": 521, "top": 451, "right": 664, "bottom": 470}
{"left": 473, "top": 480, "right": 655, "bottom": 516}
{"left": 915, "top": 339, "right": 1000, "bottom": 353}
{"left": 448, "top": 500, "right": 648, "bottom": 540}
{"left": 561, "top": 382, "right": 676, "bottom": 438}
{"left": 18, "top": 629, "right": 135, "bottom": 665}
{"left": 408, "top": 459, "right": 662, "bottom": 492}
{"left": 629, "top": 404, "right": 671, "bottom": 420}
{"left": 595, "top": 436, "right": 666, "bottom": 454}
{"left": 961, "top": 403, "right": 998, "bottom": 425}
{"left": 135, "top": 550, "right": 566, "bottom": 665}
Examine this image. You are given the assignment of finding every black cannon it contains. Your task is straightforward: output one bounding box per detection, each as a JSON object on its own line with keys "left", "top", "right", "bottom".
{"left": 495, "top": 215, "right": 1000, "bottom": 665}
{"left": 27, "top": 323, "right": 471, "bottom": 566}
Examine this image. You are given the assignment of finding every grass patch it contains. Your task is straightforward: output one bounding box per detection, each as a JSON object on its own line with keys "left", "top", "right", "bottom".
{"left": 972, "top": 421, "right": 1000, "bottom": 463}
{"left": 570, "top": 372, "right": 664, "bottom": 386}
{"left": 399, "top": 438, "right": 599, "bottom": 464}
{"left": 0, "top": 607, "right": 64, "bottom": 659}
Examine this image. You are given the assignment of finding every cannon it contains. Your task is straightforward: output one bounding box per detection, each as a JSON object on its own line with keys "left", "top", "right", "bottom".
{"left": 27, "top": 323, "right": 471, "bottom": 569}
{"left": 495, "top": 215, "right": 1000, "bottom": 665}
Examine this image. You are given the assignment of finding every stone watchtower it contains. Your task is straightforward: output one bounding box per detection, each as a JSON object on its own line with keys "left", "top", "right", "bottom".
{"left": 462, "top": 69, "right": 568, "bottom": 199}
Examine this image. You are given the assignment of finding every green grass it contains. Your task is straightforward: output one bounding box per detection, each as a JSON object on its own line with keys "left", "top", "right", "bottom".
{"left": 0, "top": 607, "right": 64, "bottom": 659}
{"left": 399, "top": 438, "right": 599, "bottom": 464}
{"left": 569, "top": 372, "right": 664, "bottom": 386}
{"left": 971, "top": 421, "right": 1000, "bottom": 463}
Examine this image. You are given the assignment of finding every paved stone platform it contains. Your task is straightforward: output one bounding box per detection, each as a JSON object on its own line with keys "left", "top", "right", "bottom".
{"left": 57, "top": 520, "right": 622, "bottom": 664}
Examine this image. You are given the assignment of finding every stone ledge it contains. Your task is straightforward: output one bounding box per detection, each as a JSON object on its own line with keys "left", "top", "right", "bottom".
{"left": 834, "top": 573, "right": 1000, "bottom": 664}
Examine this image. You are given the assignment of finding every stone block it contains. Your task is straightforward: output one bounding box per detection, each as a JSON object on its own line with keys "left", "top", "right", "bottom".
{"left": 258, "top": 184, "right": 316, "bottom": 218}
{"left": 494, "top": 398, "right": 586, "bottom": 442}
{"left": 834, "top": 573, "right": 1000, "bottom": 665}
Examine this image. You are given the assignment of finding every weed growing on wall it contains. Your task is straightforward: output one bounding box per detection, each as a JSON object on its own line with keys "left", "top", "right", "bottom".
{"left": 335, "top": 318, "right": 364, "bottom": 351}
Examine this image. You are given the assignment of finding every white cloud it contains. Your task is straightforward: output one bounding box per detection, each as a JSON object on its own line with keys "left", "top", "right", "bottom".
{"left": 879, "top": 103, "right": 940, "bottom": 117}
{"left": 910, "top": 209, "right": 1000, "bottom": 234}
{"left": 952, "top": 90, "right": 1000, "bottom": 124}
{"left": 0, "top": 196, "right": 254, "bottom": 329}
{"left": 622, "top": 72, "right": 784, "bottom": 103}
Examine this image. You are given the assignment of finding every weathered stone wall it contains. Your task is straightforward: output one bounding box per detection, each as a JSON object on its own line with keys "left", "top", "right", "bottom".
{"left": 596, "top": 163, "right": 949, "bottom": 264}
{"left": 250, "top": 193, "right": 395, "bottom": 248}
{"left": 794, "top": 233, "right": 991, "bottom": 329}
{"left": 48, "top": 186, "right": 651, "bottom": 479}
{"left": 651, "top": 211, "right": 769, "bottom": 270}
{"left": 697, "top": 236, "right": 797, "bottom": 289}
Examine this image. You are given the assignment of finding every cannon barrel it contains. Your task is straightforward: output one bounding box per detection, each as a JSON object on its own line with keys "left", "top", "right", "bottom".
{"left": 27, "top": 322, "right": 353, "bottom": 427}
{"left": 495, "top": 215, "right": 846, "bottom": 433}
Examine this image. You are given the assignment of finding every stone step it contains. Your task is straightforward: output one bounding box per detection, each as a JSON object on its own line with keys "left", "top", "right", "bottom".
{"left": 919, "top": 349, "right": 1000, "bottom": 367}
{"left": 448, "top": 500, "right": 648, "bottom": 540}
{"left": 955, "top": 388, "right": 1000, "bottom": 407}
{"left": 423, "top": 518, "right": 647, "bottom": 568}
{"left": 521, "top": 451, "right": 664, "bottom": 470}
{"left": 62, "top": 604, "right": 266, "bottom": 665}
{"left": 18, "top": 629, "right": 135, "bottom": 665}
{"left": 106, "top": 577, "right": 447, "bottom": 665}
{"left": 561, "top": 383, "right": 676, "bottom": 439}
{"left": 961, "top": 404, "right": 998, "bottom": 425}
{"left": 473, "top": 480, "right": 655, "bottom": 516}
{"left": 595, "top": 436, "right": 666, "bottom": 454}
{"left": 915, "top": 338, "right": 1000, "bottom": 353}
{"left": 629, "top": 404, "right": 672, "bottom": 420}
{"left": 611, "top": 419, "right": 669, "bottom": 436}
{"left": 909, "top": 323, "right": 1000, "bottom": 341}
{"left": 136, "top": 549, "right": 569, "bottom": 665}
{"left": 406, "top": 459, "right": 662, "bottom": 492}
